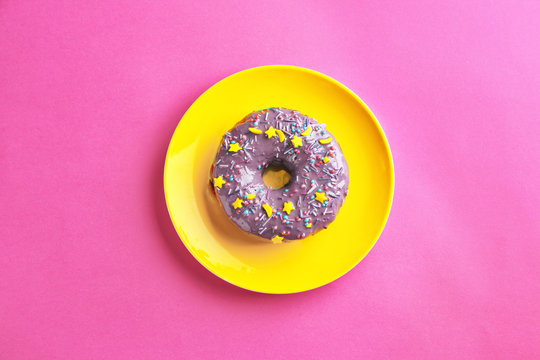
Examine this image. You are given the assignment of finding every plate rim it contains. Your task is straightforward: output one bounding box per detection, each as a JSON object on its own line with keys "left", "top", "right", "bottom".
{"left": 163, "top": 64, "right": 395, "bottom": 294}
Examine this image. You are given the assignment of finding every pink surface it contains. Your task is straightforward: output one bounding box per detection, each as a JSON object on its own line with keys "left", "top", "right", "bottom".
{"left": 1, "top": 1, "right": 539, "bottom": 358}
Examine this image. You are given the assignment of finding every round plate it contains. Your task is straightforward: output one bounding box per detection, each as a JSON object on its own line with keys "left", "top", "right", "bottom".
{"left": 164, "top": 65, "right": 394, "bottom": 293}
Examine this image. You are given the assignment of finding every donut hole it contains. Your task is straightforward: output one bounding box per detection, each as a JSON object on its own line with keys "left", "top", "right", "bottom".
{"left": 262, "top": 162, "right": 291, "bottom": 190}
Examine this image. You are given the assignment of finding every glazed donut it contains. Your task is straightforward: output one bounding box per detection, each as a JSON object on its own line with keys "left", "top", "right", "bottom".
{"left": 211, "top": 107, "right": 349, "bottom": 243}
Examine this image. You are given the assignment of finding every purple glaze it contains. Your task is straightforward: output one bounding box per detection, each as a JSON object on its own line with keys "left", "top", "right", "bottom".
{"left": 211, "top": 107, "right": 349, "bottom": 241}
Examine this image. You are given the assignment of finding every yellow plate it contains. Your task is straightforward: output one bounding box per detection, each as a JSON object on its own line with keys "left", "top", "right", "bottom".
{"left": 164, "top": 65, "right": 394, "bottom": 293}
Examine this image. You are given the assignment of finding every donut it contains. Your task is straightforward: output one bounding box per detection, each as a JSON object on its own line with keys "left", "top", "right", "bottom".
{"left": 210, "top": 107, "right": 349, "bottom": 243}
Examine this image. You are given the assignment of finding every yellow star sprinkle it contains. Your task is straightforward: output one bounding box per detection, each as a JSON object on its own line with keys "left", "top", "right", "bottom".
{"left": 228, "top": 143, "right": 242, "bottom": 152}
{"left": 265, "top": 126, "right": 277, "bottom": 139}
{"left": 276, "top": 129, "right": 285, "bottom": 143}
{"left": 306, "top": 223, "right": 312, "bottom": 228}
{"left": 323, "top": 156, "right": 329, "bottom": 163}
{"left": 315, "top": 192, "right": 328, "bottom": 203}
{"left": 291, "top": 136, "right": 303, "bottom": 148}
{"left": 249, "top": 128, "right": 262, "bottom": 134}
{"left": 246, "top": 194, "right": 256, "bottom": 200}
{"left": 262, "top": 203, "right": 273, "bottom": 217}
{"left": 232, "top": 198, "right": 243, "bottom": 209}
{"left": 271, "top": 235, "right": 284, "bottom": 244}
{"left": 319, "top": 137, "right": 332, "bottom": 145}
{"left": 213, "top": 175, "right": 225, "bottom": 189}
{"left": 300, "top": 126, "right": 312, "bottom": 136}
{"left": 282, "top": 201, "right": 295, "bottom": 215}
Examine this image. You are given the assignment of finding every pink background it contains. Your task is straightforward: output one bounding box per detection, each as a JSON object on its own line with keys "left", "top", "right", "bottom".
{"left": 1, "top": 1, "right": 539, "bottom": 358}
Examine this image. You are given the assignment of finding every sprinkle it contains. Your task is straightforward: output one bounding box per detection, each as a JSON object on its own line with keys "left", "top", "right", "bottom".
{"left": 265, "top": 126, "right": 277, "bottom": 138}
{"left": 315, "top": 192, "right": 328, "bottom": 203}
{"left": 323, "top": 156, "right": 329, "bottom": 163}
{"left": 271, "top": 235, "right": 284, "bottom": 244}
{"left": 319, "top": 137, "right": 332, "bottom": 145}
{"left": 232, "top": 198, "right": 243, "bottom": 209}
{"left": 282, "top": 128, "right": 294, "bottom": 137}
{"left": 262, "top": 203, "right": 273, "bottom": 217}
{"left": 228, "top": 143, "right": 242, "bottom": 152}
{"left": 300, "top": 126, "right": 312, "bottom": 136}
{"left": 283, "top": 202, "right": 295, "bottom": 214}
{"left": 213, "top": 176, "right": 225, "bottom": 189}
{"left": 291, "top": 136, "right": 303, "bottom": 148}
{"left": 249, "top": 128, "right": 262, "bottom": 134}
{"left": 276, "top": 129, "right": 285, "bottom": 142}
{"left": 246, "top": 194, "right": 256, "bottom": 200}
{"left": 261, "top": 216, "right": 272, "bottom": 227}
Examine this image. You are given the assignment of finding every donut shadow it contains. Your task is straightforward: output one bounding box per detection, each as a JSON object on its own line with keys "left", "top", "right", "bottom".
{"left": 201, "top": 181, "right": 268, "bottom": 246}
